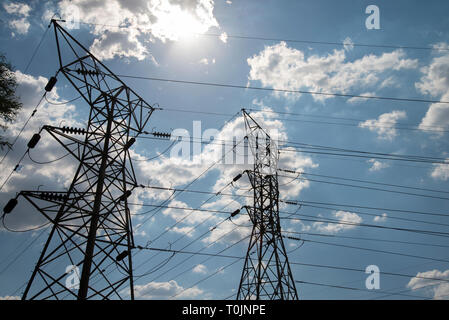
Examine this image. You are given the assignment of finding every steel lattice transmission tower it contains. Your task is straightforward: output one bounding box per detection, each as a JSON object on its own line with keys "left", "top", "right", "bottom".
{"left": 16, "top": 20, "right": 155, "bottom": 300}
{"left": 237, "top": 109, "right": 298, "bottom": 300}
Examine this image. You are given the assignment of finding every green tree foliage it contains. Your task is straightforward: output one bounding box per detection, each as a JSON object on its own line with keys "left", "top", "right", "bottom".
{"left": 0, "top": 53, "right": 22, "bottom": 149}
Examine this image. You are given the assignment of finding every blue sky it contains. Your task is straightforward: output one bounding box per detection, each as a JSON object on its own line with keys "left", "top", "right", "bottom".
{"left": 1, "top": 0, "right": 449, "bottom": 300}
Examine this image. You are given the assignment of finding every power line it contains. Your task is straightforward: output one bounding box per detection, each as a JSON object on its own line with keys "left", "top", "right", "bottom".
{"left": 283, "top": 216, "right": 449, "bottom": 239}
{"left": 284, "top": 206, "right": 449, "bottom": 229}
{"left": 161, "top": 106, "right": 449, "bottom": 133}
{"left": 0, "top": 94, "right": 46, "bottom": 167}
{"left": 115, "top": 74, "right": 449, "bottom": 105}
{"left": 277, "top": 174, "right": 449, "bottom": 201}
{"left": 198, "top": 32, "right": 448, "bottom": 52}
{"left": 136, "top": 133, "right": 449, "bottom": 165}
{"left": 161, "top": 106, "right": 448, "bottom": 133}
{"left": 135, "top": 243, "right": 449, "bottom": 288}
{"left": 44, "top": 94, "right": 82, "bottom": 105}
{"left": 0, "top": 229, "right": 47, "bottom": 275}
{"left": 129, "top": 186, "right": 449, "bottom": 219}
{"left": 132, "top": 190, "right": 249, "bottom": 280}
{"left": 290, "top": 262, "right": 449, "bottom": 285}
{"left": 132, "top": 112, "right": 242, "bottom": 234}
{"left": 246, "top": 108, "right": 448, "bottom": 131}
{"left": 23, "top": 25, "right": 50, "bottom": 74}
{"left": 295, "top": 280, "right": 428, "bottom": 299}
{"left": 283, "top": 230, "right": 449, "bottom": 249}
{"left": 76, "top": 20, "right": 448, "bottom": 52}
{"left": 280, "top": 169, "right": 449, "bottom": 195}
{"left": 130, "top": 201, "right": 449, "bottom": 230}
{"left": 300, "top": 238, "right": 449, "bottom": 264}
{"left": 171, "top": 258, "right": 242, "bottom": 299}
{"left": 0, "top": 149, "right": 29, "bottom": 192}
{"left": 28, "top": 151, "right": 70, "bottom": 165}
{"left": 165, "top": 235, "right": 251, "bottom": 284}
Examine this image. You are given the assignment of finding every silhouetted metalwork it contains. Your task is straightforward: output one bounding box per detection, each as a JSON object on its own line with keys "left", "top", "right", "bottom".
{"left": 237, "top": 109, "right": 298, "bottom": 300}
{"left": 19, "top": 20, "right": 155, "bottom": 300}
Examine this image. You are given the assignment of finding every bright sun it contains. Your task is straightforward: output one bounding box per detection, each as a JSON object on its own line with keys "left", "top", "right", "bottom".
{"left": 152, "top": 6, "right": 208, "bottom": 41}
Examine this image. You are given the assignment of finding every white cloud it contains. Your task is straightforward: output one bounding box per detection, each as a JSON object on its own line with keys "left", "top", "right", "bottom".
{"left": 133, "top": 280, "right": 203, "bottom": 299}
{"left": 431, "top": 163, "right": 449, "bottom": 181}
{"left": 373, "top": 213, "right": 387, "bottom": 222}
{"left": 347, "top": 92, "right": 376, "bottom": 104}
{"left": 8, "top": 18, "right": 30, "bottom": 35}
{"left": 3, "top": 2, "right": 31, "bottom": 35}
{"left": 132, "top": 105, "right": 317, "bottom": 241}
{"left": 415, "top": 50, "right": 449, "bottom": 133}
{"left": 432, "top": 42, "right": 449, "bottom": 52}
{"left": 0, "top": 70, "right": 80, "bottom": 230}
{"left": 171, "top": 226, "right": 195, "bottom": 237}
{"left": 90, "top": 29, "right": 149, "bottom": 61}
{"left": 3, "top": 2, "right": 31, "bottom": 16}
{"left": 0, "top": 295, "right": 20, "bottom": 300}
{"left": 219, "top": 32, "right": 228, "bottom": 43}
{"left": 247, "top": 42, "right": 418, "bottom": 102}
{"left": 55, "top": 0, "right": 221, "bottom": 61}
{"left": 202, "top": 213, "right": 251, "bottom": 244}
{"left": 312, "top": 211, "right": 362, "bottom": 234}
{"left": 192, "top": 264, "right": 208, "bottom": 274}
{"left": 368, "top": 159, "right": 390, "bottom": 172}
{"left": 162, "top": 200, "right": 218, "bottom": 226}
{"left": 135, "top": 104, "right": 316, "bottom": 200}
{"left": 380, "top": 76, "right": 399, "bottom": 89}
{"left": 343, "top": 37, "right": 354, "bottom": 51}
{"left": 407, "top": 269, "right": 449, "bottom": 300}
{"left": 359, "top": 110, "right": 407, "bottom": 141}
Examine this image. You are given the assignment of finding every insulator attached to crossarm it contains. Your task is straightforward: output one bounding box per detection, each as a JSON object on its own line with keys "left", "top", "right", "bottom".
{"left": 40, "top": 192, "right": 69, "bottom": 202}
{"left": 61, "top": 126, "right": 86, "bottom": 135}
{"left": 74, "top": 68, "right": 100, "bottom": 76}
{"left": 3, "top": 198, "right": 18, "bottom": 214}
{"left": 151, "top": 131, "right": 171, "bottom": 139}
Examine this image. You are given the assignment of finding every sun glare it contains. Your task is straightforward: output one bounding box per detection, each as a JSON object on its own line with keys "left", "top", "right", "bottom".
{"left": 152, "top": 6, "right": 208, "bottom": 41}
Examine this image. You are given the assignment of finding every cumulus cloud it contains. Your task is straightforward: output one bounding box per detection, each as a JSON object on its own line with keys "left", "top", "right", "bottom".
{"left": 415, "top": 50, "right": 449, "bottom": 133}
{"left": 202, "top": 213, "right": 251, "bottom": 244}
{"left": 133, "top": 280, "right": 204, "bottom": 299}
{"left": 52, "top": 0, "right": 222, "bottom": 61}
{"left": 312, "top": 211, "right": 362, "bottom": 234}
{"left": 3, "top": 2, "right": 31, "bottom": 35}
{"left": 347, "top": 92, "right": 376, "bottom": 104}
{"left": 199, "top": 58, "right": 215, "bottom": 65}
{"left": 359, "top": 110, "right": 406, "bottom": 141}
{"left": 0, "top": 295, "right": 20, "bottom": 300}
{"left": 0, "top": 70, "right": 80, "bottom": 231}
{"left": 343, "top": 37, "right": 354, "bottom": 51}
{"left": 247, "top": 42, "right": 418, "bottom": 102}
{"left": 373, "top": 213, "right": 387, "bottom": 222}
{"left": 133, "top": 104, "right": 317, "bottom": 242}
{"left": 431, "top": 163, "right": 449, "bottom": 181}
{"left": 219, "top": 32, "right": 228, "bottom": 43}
{"left": 3, "top": 2, "right": 31, "bottom": 16}
{"left": 367, "top": 159, "right": 389, "bottom": 172}
{"left": 162, "top": 199, "right": 218, "bottom": 227}
{"left": 407, "top": 269, "right": 449, "bottom": 299}
{"left": 7, "top": 18, "right": 30, "bottom": 35}
{"left": 192, "top": 264, "right": 208, "bottom": 274}
{"left": 90, "top": 29, "right": 150, "bottom": 62}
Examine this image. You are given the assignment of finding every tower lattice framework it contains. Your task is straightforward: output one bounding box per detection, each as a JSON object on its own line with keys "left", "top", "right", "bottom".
{"left": 237, "top": 110, "right": 298, "bottom": 300}
{"left": 19, "top": 20, "right": 155, "bottom": 300}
